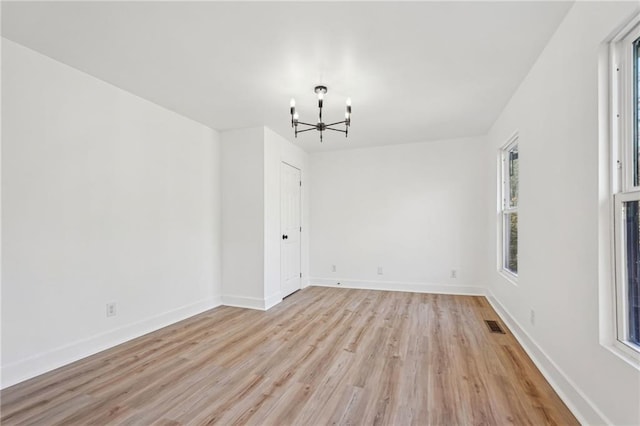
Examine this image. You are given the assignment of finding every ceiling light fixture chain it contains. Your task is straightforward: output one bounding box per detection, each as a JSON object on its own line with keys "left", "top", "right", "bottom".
{"left": 290, "top": 85, "right": 351, "bottom": 143}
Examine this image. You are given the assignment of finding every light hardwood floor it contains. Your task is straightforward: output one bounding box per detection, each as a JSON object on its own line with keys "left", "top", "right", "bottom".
{"left": 1, "top": 287, "right": 578, "bottom": 425}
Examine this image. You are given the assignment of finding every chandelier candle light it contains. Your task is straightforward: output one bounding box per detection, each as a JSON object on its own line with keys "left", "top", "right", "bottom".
{"left": 290, "top": 85, "right": 351, "bottom": 142}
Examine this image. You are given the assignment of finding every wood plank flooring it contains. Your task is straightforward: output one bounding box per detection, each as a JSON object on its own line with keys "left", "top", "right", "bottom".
{"left": 0, "top": 287, "right": 578, "bottom": 425}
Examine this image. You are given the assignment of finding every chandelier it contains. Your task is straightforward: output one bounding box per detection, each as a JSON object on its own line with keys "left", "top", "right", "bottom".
{"left": 289, "top": 85, "right": 351, "bottom": 142}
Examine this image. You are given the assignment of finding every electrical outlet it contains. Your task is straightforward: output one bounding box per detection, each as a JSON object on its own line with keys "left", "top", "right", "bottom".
{"left": 530, "top": 309, "right": 535, "bottom": 326}
{"left": 451, "top": 269, "right": 457, "bottom": 279}
{"left": 377, "top": 266, "right": 383, "bottom": 275}
{"left": 332, "top": 264, "right": 337, "bottom": 273}
{"left": 106, "top": 302, "right": 117, "bottom": 317}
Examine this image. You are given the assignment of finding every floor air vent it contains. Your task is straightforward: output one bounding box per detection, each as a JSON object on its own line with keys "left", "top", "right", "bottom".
{"left": 485, "top": 320, "right": 505, "bottom": 334}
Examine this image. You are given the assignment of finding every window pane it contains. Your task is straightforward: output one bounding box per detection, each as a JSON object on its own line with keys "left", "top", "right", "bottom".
{"left": 624, "top": 200, "right": 640, "bottom": 345}
{"left": 504, "top": 212, "right": 518, "bottom": 274}
{"left": 634, "top": 37, "right": 639, "bottom": 186}
{"left": 508, "top": 146, "right": 519, "bottom": 207}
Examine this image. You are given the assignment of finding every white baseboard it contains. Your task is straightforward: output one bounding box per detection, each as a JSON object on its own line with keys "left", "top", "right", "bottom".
{"left": 485, "top": 291, "right": 610, "bottom": 425}
{"left": 264, "top": 293, "right": 283, "bottom": 310}
{"left": 222, "top": 294, "right": 282, "bottom": 310}
{"left": 222, "top": 294, "right": 265, "bottom": 310}
{"left": 310, "top": 277, "right": 486, "bottom": 296}
{"left": 1, "top": 297, "right": 221, "bottom": 389}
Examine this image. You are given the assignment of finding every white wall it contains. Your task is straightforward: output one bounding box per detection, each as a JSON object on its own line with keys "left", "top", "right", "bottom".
{"left": 221, "top": 127, "right": 309, "bottom": 310}
{"left": 221, "top": 127, "right": 266, "bottom": 307}
{"left": 1, "top": 39, "right": 222, "bottom": 388}
{"left": 485, "top": 3, "right": 640, "bottom": 425}
{"left": 309, "top": 137, "right": 488, "bottom": 294}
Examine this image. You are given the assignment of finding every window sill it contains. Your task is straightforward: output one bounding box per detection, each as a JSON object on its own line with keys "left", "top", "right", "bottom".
{"left": 498, "top": 269, "right": 518, "bottom": 286}
{"left": 602, "top": 340, "right": 640, "bottom": 371}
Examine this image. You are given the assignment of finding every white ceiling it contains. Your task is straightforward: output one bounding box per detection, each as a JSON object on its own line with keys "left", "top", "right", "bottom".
{"left": 2, "top": 1, "right": 572, "bottom": 152}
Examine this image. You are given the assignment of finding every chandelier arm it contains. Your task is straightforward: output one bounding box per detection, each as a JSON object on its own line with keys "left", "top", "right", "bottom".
{"left": 295, "top": 127, "right": 317, "bottom": 134}
{"left": 296, "top": 121, "right": 317, "bottom": 128}
{"left": 325, "top": 127, "right": 347, "bottom": 133}
{"left": 324, "top": 120, "right": 348, "bottom": 127}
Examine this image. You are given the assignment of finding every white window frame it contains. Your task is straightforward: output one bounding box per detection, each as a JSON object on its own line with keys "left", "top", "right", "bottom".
{"left": 613, "top": 191, "right": 640, "bottom": 357}
{"left": 499, "top": 133, "right": 519, "bottom": 282}
{"left": 610, "top": 16, "right": 640, "bottom": 363}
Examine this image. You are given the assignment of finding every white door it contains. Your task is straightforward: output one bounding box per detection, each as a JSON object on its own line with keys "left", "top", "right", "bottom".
{"left": 281, "top": 162, "right": 301, "bottom": 297}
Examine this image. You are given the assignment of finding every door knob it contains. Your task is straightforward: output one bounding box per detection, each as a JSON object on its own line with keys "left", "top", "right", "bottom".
{"left": 282, "top": 234, "right": 288, "bottom": 240}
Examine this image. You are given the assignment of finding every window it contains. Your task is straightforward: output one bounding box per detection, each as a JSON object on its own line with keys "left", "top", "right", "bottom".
{"left": 612, "top": 18, "right": 640, "bottom": 357}
{"left": 500, "top": 135, "right": 519, "bottom": 278}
